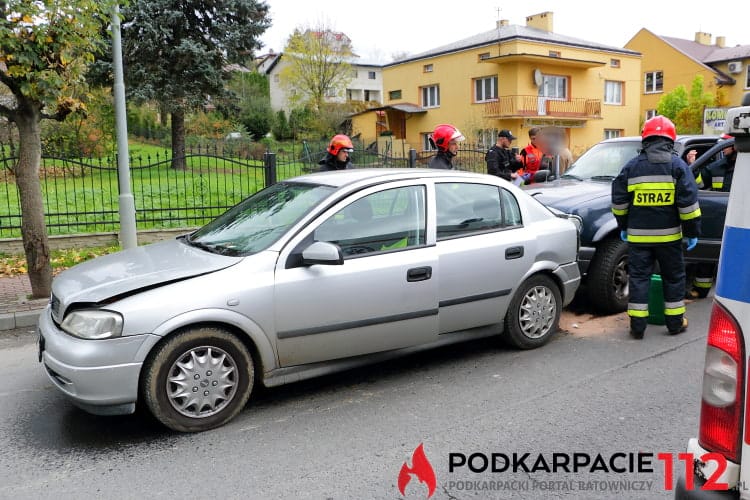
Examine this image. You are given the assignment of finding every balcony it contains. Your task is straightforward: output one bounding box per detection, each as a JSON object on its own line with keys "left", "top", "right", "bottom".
{"left": 483, "top": 96, "right": 601, "bottom": 120}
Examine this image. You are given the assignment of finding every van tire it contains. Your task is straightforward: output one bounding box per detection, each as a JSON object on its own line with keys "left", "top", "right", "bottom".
{"left": 587, "top": 238, "right": 629, "bottom": 314}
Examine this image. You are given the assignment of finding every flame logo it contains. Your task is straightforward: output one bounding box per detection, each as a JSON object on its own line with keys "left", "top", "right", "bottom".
{"left": 398, "top": 443, "right": 437, "bottom": 498}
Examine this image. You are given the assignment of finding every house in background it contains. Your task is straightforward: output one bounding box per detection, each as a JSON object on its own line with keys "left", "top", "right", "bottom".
{"left": 625, "top": 29, "right": 750, "bottom": 125}
{"left": 350, "top": 12, "right": 641, "bottom": 158}
{"left": 257, "top": 33, "right": 384, "bottom": 114}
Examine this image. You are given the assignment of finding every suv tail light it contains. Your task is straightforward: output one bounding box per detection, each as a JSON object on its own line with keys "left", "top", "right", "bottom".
{"left": 699, "top": 301, "right": 744, "bottom": 462}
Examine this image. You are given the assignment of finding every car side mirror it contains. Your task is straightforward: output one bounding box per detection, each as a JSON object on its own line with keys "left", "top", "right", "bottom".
{"left": 534, "top": 169, "right": 555, "bottom": 183}
{"left": 301, "top": 241, "right": 344, "bottom": 266}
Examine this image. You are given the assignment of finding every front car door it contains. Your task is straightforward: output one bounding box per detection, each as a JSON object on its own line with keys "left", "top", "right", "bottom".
{"left": 274, "top": 182, "right": 438, "bottom": 366}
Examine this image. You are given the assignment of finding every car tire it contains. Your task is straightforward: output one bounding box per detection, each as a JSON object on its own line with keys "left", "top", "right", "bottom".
{"left": 141, "top": 327, "right": 254, "bottom": 433}
{"left": 503, "top": 274, "right": 561, "bottom": 349}
{"left": 587, "top": 238, "right": 629, "bottom": 314}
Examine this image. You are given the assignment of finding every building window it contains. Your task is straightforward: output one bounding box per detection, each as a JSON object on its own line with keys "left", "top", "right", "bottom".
{"left": 389, "top": 90, "right": 402, "bottom": 100}
{"left": 610, "top": 59, "right": 621, "bottom": 68}
{"left": 548, "top": 50, "right": 561, "bottom": 58}
{"left": 324, "top": 87, "right": 337, "bottom": 98}
{"left": 645, "top": 109, "right": 657, "bottom": 120}
{"left": 746, "top": 66, "right": 750, "bottom": 89}
{"left": 474, "top": 76, "right": 498, "bottom": 102}
{"left": 604, "top": 81, "right": 623, "bottom": 105}
{"left": 351, "top": 69, "right": 358, "bottom": 78}
{"left": 476, "top": 129, "right": 498, "bottom": 150}
{"left": 368, "top": 71, "right": 376, "bottom": 80}
{"left": 478, "top": 52, "right": 490, "bottom": 60}
{"left": 422, "top": 132, "right": 436, "bottom": 151}
{"left": 421, "top": 85, "right": 440, "bottom": 108}
{"left": 644, "top": 71, "right": 663, "bottom": 93}
{"left": 423, "top": 64, "right": 433, "bottom": 73}
{"left": 604, "top": 129, "right": 622, "bottom": 139}
{"left": 539, "top": 74, "right": 567, "bottom": 99}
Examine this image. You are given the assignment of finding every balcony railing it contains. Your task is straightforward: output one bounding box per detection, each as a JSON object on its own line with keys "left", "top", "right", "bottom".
{"left": 483, "top": 96, "right": 601, "bottom": 119}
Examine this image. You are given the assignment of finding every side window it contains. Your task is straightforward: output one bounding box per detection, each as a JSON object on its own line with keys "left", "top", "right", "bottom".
{"left": 500, "top": 188, "right": 522, "bottom": 227}
{"left": 435, "top": 183, "right": 506, "bottom": 239}
{"left": 314, "top": 185, "right": 426, "bottom": 257}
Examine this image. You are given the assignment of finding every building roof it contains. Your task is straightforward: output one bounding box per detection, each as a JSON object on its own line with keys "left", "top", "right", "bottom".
{"left": 386, "top": 24, "right": 638, "bottom": 66}
{"left": 656, "top": 33, "right": 746, "bottom": 84}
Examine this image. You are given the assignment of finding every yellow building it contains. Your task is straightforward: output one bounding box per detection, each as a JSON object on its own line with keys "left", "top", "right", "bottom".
{"left": 350, "top": 12, "right": 642, "bottom": 159}
{"left": 625, "top": 29, "right": 750, "bottom": 124}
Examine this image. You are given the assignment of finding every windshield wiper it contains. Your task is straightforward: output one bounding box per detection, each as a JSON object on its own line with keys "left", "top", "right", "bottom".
{"left": 561, "top": 173, "right": 583, "bottom": 181}
{"left": 589, "top": 175, "right": 616, "bottom": 181}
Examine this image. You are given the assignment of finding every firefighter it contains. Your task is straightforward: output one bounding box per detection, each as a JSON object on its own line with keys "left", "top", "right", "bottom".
{"left": 428, "top": 124, "right": 464, "bottom": 169}
{"left": 319, "top": 134, "right": 354, "bottom": 171}
{"left": 611, "top": 116, "right": 702, "bottom": 338}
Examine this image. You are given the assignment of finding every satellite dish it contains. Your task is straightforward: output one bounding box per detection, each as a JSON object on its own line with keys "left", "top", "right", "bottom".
{"left": 533, "top": 69, "right": 543, "bottom": 87}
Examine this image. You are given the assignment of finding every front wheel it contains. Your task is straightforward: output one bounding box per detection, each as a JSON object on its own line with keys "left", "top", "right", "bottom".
{"left": 141, "top": 327, "right": 255, "bottom": 432}
{"left": 503, "top": 274, "right": 561, "bottom": 349}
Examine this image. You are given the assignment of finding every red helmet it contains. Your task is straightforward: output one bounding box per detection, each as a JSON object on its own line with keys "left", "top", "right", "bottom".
{"left": 641, "top": 116, "right": 676, "bottom": 141}
{"left": 327, "top": 134, "right": 354, "bottom": 155}
{"left": 720, "top": 133, "right": 733, "bottom": 140}
{"left": 430, "top": 124, "right": 465, "bottom": 152}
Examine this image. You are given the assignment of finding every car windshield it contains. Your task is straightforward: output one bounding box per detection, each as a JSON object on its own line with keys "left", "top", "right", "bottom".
{"left": 562, "top": 141, "right": 641, "bottom": 180}
{"left": 186, "top": 182, "right": 335, "bottom": 256}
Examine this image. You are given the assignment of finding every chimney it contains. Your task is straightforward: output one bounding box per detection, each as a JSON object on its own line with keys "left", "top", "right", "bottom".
{"left": 715, "top": 36, "right": 726, "bottom": 48}
{"left": 496, "top": 19, "right": 509, "bottom": 28}
{"left": 526, "top": 11, "right": 553, "bottom": 32}
{"left": 694, "top": 32, "right": 712, "bottom": 45}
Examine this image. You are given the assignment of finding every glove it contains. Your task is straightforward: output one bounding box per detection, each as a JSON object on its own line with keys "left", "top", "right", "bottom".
{"left": 686, "top": 237, "right": 698, "bottom": 251}
{"left": 522, "top": 173, "right": 531, "bottom": 184}
{"left": 620, "top": 230, "right": 628, "bottom": 242}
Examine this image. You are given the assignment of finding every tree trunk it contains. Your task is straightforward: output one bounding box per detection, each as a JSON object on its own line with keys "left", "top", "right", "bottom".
{"left": 170, "top": 108, "right": 186, "bottom": 170}
{"left": 14, "top": 108, "right": 52, "bottom": 298}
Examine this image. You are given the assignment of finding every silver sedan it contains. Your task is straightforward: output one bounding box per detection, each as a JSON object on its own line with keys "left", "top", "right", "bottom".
{"left": 38, "top": 169, "right": 581, "bottom": 432}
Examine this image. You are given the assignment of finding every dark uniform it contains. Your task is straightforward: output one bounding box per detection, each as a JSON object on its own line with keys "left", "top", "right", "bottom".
{"left": 611, "top": 133, "right": 701, "bottom": 337}
{"left": 689, "top": 147, "right": 736, "bottom": 297}
{"left": 319, "top": 153, "right": 353, "bottom": 172}
{"left": 428, "top": 151, "right": 454, "bottom": 169}
{"left": 485, "top": 145, "right": 522, "bottom": 181}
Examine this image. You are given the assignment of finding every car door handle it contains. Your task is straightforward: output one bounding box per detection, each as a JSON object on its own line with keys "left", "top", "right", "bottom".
{"left": 407, "top": 266, "right": 432, "bottom": 282}
{"left": 505, "top": 246, "right": 524, "bottom": 260}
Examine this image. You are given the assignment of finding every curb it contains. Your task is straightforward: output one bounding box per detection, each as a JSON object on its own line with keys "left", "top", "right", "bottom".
{"left": 0, "top": 308, "right": 43, "bottom": 331}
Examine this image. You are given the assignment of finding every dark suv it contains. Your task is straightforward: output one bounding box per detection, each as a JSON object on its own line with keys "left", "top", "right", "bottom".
{"left": 526, "top": 135, "right": 728, "bottom": 313}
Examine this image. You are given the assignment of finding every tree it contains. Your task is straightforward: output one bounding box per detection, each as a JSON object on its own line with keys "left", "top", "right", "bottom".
{"left": 657, "top": 75, "right": 716, "bottom": 134}
{"left": 120, "top": 0, "right": 270, "bottom": 169}
{"left": 280, "top": 26, "right": 354, "bottom": 112}
{"left": 228, "top": 70, "right": 273, "bottom": 139}
{"left": 0, "top": 0, "right": 115, "bottom": 297}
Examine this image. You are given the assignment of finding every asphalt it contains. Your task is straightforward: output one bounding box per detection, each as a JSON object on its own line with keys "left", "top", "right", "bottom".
{"left": 0, "top": 275, "right": 48, "bottom": 330}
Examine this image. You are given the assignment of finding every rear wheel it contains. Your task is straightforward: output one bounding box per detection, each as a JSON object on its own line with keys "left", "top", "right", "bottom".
{"left": 587, "top": 238, "right": 629, "bottom": 314}
{"left": 141, "top": 327, "right": 254, "bottom": 433}
{"left": 503, "top": 274, "right": 561, "bottom": 349}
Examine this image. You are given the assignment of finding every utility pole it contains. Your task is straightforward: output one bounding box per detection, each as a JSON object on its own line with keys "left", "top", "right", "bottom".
{"left": 111, "top": 4, "right": 137, "bottom": 249}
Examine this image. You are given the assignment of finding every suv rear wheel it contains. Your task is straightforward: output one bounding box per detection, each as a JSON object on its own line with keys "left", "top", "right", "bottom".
{"left": 587, "top": 238, "right": 628, "bottom": 314}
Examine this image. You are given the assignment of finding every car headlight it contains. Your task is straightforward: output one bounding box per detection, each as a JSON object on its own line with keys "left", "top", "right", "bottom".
{"left": 61, "top": 310, "right": 124, "bottom": 340}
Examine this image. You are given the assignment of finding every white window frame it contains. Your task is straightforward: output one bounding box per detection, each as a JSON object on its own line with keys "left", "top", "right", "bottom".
{"left": 422, "top": 133, "right": 436, "bottom": 151}
{"left": 745, "top": 66, "right": 750, "bottom": 89}
{"left": 538, "top": 75, "right": 567, "bottom": 100}
{"left": 644, "top": 71, "right": 663, "bottom": 94}
{"left": 368, "top": 71, "right": 376, "bottom": 80}
{"left": 474, "top": 76, "right": 498, "bottom": 103}
{"left": 645, "top": 109, "right": 657, "bottom": 120}
{"left": 604, "top": 129, "right": 622, "bottom": 139}
{"left": 604, "top": 81, "right": 623, "bottom": 105}
{"left": 421, "top": 85, "right": 440, "bottom": 108}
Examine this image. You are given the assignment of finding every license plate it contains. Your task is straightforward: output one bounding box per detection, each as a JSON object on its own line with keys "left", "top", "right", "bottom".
{"left": 37, "top": 331, "right": 45, "bottom": 363}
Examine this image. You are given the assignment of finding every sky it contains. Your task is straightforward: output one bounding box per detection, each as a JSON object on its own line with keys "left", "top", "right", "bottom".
{"left": 260, "top": 0, "right": 748, "bottom": 63}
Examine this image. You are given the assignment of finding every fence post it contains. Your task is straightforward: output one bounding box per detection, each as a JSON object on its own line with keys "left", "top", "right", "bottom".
{"left": 408, "top": 148, "right": 416, "bottom": 168}
{"left": 264, "top": 151, "right": 277, "bottom": 187}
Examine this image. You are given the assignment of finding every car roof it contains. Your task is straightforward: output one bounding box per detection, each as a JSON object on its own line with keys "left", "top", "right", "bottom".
{"left": 285, "top": 168, "right": 492, "bottom": 189}
{"left": 600, "top": 135, "right": 721, "bottom": 145}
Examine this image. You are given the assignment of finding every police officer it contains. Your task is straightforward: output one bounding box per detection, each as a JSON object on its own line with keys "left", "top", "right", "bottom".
{"left": 486, "top": 129, "right": 523, "bottom": 181}
{"left": 319, "top": 134, "right": 354, "bottom": 171}
{"left": 611, "top": 116, "right": 702, "bottom": 338}
{"left": 428, "top": 124, "right": 464, "bottom": 169}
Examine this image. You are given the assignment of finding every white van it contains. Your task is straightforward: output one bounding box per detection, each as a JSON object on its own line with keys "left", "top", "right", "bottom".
{"left": 676, "top": 96, "right": 750, "bottom": 498}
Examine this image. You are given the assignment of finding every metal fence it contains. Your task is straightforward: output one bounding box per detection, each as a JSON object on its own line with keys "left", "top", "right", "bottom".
{"left": 0, "top": 140, "right": 488, "bottom": 238}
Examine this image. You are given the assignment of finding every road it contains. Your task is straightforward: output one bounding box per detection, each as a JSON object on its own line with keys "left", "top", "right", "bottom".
{"left": 0, "top": 299, "right": 713, "bottom": 499}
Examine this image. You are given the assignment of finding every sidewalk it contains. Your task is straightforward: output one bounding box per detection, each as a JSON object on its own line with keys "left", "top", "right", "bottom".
{"left": 0, "top": 275, "right": 48, "bottom": 330}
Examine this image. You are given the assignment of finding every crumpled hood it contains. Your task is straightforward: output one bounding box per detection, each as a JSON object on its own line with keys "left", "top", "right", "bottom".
{"left": 524, "top": 180, "right": 611, "bottom": 214}
{"left": 52, "top": 238, "right": 242, "bottom": 308}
